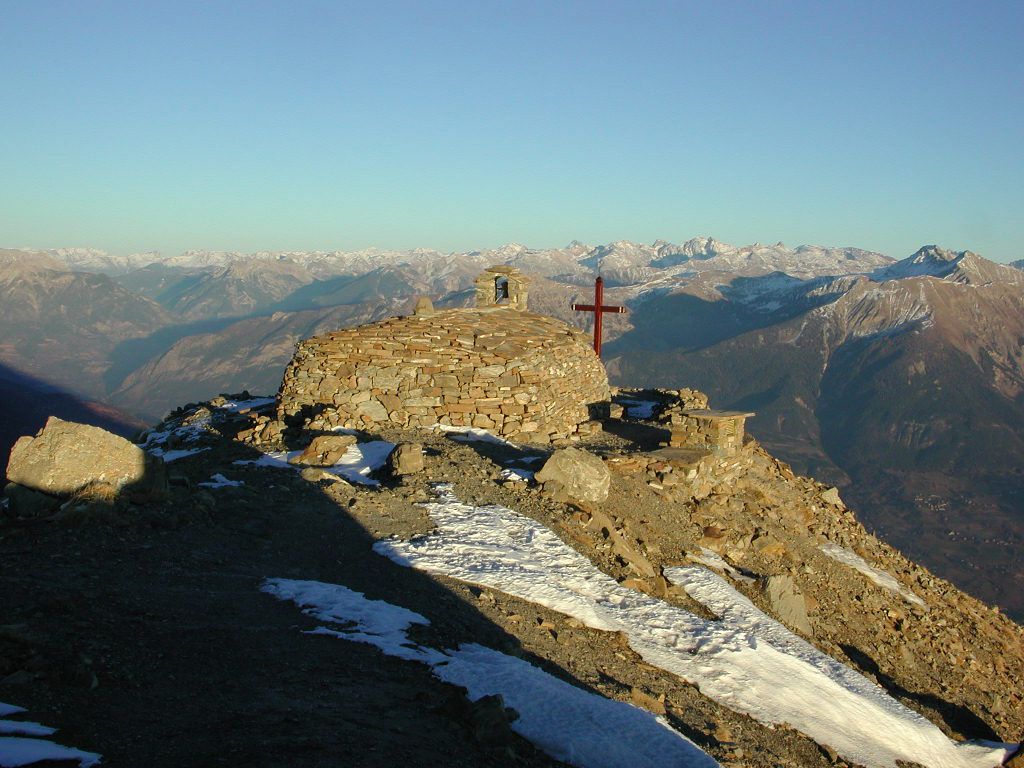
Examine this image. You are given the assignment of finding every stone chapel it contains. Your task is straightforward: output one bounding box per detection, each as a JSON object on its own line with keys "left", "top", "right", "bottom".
{"left": 276, "top": 267, "right": 610, "bottom": 443}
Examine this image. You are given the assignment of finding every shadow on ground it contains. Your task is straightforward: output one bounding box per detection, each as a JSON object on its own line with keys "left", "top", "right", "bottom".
{"left": 0, "top": 410, "right": 712, "bottom": 766}
{"left": 840, "top": 644, "right": 999, "bottom": 742}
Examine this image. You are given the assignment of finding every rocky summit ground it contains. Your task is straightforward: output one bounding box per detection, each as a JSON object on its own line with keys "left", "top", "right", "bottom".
{"left": 1, "top": 390, "right": 1022, "bottom": 767}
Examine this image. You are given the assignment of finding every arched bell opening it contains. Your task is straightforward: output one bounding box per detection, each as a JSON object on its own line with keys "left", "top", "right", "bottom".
{"left": 494, "top": 277, "right": 510, "bottom": 303}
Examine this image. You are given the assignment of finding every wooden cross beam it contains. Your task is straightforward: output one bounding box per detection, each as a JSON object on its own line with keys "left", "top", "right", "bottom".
{"left": 571, "top": 275, "right": 627, "bottom": 358}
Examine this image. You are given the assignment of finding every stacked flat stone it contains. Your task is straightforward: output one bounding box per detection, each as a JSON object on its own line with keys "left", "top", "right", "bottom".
{"left": 276, "top": 307, "right": 610, "bottom": 443}
{"left": 666, "top": 409, "right": 755, "bottom": 457}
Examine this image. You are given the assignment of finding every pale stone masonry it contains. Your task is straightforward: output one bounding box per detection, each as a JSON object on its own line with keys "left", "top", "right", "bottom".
{"left": 276, "top": 301, "right": 610, "bottom": 443}
{"left": 666, "top": 409, "right": 755, "bottom": 457}
{"left": 474, "top": 265, "right": 529, "bottom": 310}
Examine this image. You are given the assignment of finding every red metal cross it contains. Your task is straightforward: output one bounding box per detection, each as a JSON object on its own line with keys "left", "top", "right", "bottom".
{"left": 571, "top": 275, "right": 627, "bottom": 358}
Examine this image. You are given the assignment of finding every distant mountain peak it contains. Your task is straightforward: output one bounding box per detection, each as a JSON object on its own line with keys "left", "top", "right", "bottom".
{"left": 874, "top": 245, "right": 966, "bottom": 281}
{"left": 679, "top": 236, "right": 729, "bottom": 257}
{"left": 873, "top": 245, "right": 1021, "bottom": 285}
{"left": 914, "top": 244, "right": 962, "bottom": 262}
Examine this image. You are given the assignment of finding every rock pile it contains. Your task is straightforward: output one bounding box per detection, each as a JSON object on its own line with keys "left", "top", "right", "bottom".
{"left": 276, "top": 307, "right": 609, "bottom": 444}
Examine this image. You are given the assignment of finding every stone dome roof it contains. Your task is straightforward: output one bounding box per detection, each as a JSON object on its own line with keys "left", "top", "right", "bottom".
{"left": 276, "top": 306, "right": 610, "bottom": 443}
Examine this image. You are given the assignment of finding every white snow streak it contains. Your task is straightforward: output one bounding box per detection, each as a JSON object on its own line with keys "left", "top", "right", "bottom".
{"left": 262, "top": 578, "right": 718, "bottom": 768}
{"left": 152, "top": 447, "right": 210, "bottom": 463}
{"left": 686, "top": 548, "right": 755, "bottom": 585}
{"left": 216, "top": 397, "right": 275, "bottom": 413}
{"left": 820, "top": 543, "right": 926, "bottom": 608}
{"left": 0, "top": 722, "right": 55, "bottom": 737}
{"left": 373, "top": 484, "right": 1010, "bottom": 768}
{"left": 0, "top": 702, "right": 100, "bottom": 767}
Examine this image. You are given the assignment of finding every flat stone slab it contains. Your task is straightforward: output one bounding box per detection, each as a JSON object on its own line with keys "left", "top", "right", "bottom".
{"left": 648, "top": 447, "right": 712, "bottom": 466}
{"left": 679, "top": 409, "right": 756, "bottom": 420}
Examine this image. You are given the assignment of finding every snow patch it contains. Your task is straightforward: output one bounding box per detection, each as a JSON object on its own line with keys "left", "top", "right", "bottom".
{"left": 373, "top": 484, "right": 1010, "bottom": 768}
{"left": 139, "top": 410, "right": 215, "bottom": 462}
{"left": 499, "top": 468, "right": 535, "bottom": 483}
{"left": 263, "top": 578, "right": 718, "bottom": 768}
{"left": 197, "top": 473, "right": 243, "bottom": 489}
{"left": 0, "top": 721, "right": 56, "bottom": 737}
{"left": 617, "top": 399, "right": 659, "bottom": 419}
{"left": 820, "top": 543, "right": 926, "bottom": 608}
{"left": 0, "top": 737, "right": 101, "bottom": 767}
{"left": 153, "top": 447, "right": 210, "bottom": 463}
{"left": 435, "top": 424, "right": 518, "bottom": 448}
{"left": 234, "top": 441, "right": 395, "bottom": 486}
{"left": 0, "top": 703, "right": 100, "bottom": 767}
{"left": 215, "top": 397, "right": 275, "bottom": 413}
{"left": 329, "top": 441, "right": 396, "bottom": 485}
{"left": 686, "top": 548, "right": 755, "bottom": 585}
{"left": 330, "top": 426, "right": 361, "bottom": 435}
{"left": 232, "top": 450, "right": 297, "bottom": 471}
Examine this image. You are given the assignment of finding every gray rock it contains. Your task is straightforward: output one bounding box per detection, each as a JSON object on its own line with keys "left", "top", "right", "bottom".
{"left": 356, "top": 399, "right": 389, "bottom": 422}
{"left": 535, "top": 447, "right": 610, "bottom": 504}
{"left": 299, "top": 467, "right": 339, "bottom": 483}
{"left": 6, "top": 417, "right": 166, "bottom": 499}
{"left": 820, "top": 487, "right": 844, "bottom": 508}
{"left": 762, "top": 574, "right": 813, "bottom": 636}
{"left": 3, "top": 482, "right": 61, "bottom": 518}
{"left": 388, "top": 443, "right": 425, "bottom": 476}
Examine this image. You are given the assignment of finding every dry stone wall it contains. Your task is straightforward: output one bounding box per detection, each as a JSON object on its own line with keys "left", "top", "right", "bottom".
{"left": 277, "top": 307, "right": 610, "bottom": 443}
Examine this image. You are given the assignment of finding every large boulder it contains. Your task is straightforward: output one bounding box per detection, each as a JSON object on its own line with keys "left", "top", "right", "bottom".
{"left": 535, "top": 448, "right": 610, "bottom": 504}
{"left": 388, "top": 443, "right": 425, "bottom": 476}
{"left": 6, "top": 417, "right": 166, "bottom": 500}
{"left": 762, "top": 574, "right": 813, "bottom": 636}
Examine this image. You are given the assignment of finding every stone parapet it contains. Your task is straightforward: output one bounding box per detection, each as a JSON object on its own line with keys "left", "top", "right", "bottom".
{"left": 666, "top": 409, "right": 755, "bottom": 457}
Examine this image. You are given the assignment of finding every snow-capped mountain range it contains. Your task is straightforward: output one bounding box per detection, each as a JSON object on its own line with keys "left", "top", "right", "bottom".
{"left": 20, "top": 237, "right": 900, "bottom": 281}
{"left": 3, "top": 236, "right": 1024, "bottom": 626}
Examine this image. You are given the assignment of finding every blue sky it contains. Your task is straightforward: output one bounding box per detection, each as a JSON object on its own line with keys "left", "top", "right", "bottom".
{"left": 1, "top": 1, "right": 1022, "bottom": 261}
